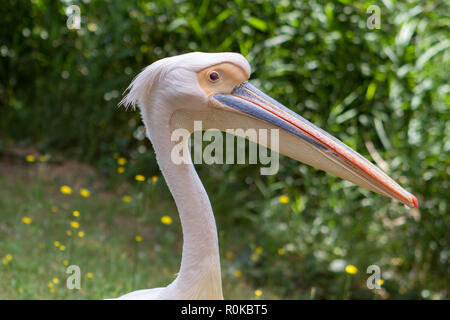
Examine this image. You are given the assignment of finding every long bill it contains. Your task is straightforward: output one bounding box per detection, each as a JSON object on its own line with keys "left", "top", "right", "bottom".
{"left": 211, "top": 82, "right": 418, "bottom": 209}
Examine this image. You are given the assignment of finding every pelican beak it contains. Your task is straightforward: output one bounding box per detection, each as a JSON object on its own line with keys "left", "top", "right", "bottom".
{"left": 211, "top": 82, "right": 418, "bottom": 209}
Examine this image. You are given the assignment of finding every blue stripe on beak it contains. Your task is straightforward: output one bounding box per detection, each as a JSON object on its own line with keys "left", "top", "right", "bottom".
{"left": 212, "top": 92, "right": 327, "bottom": 151}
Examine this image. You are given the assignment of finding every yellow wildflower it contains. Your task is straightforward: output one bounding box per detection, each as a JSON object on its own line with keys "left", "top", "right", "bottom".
{"left": 48, "top": 283, "right": 54, "bottom": 289}
{"left": 117, "top": 157, "right": 127, "bottom": 166}
{"left": 63, "top": 260, "right": 69, "bottom": 266}
{"left": 5, "top": 254, "right": 12, "bottom": 261}
{"left": 25, "top": 155, "right": 35, "bottom": 162}
{"left": 225, "top": 251, "right": 233, "bottom": 259}
{"left": 77, "top": 231, "right": 85, "bottom": 238}
{"left": 87, "top": 272, "right": 94, "bottom": 279}
{"left": 49, "top": 287, "right": 55, "bottom": 293}
{"left": 234, "top": 270, "right": 242, "bottom": 278}
{"left": 117, "top": 167, "right": 125, "bottom": 174}
{"left": 135, "top": 235, "right": 143, "bottom": 242}
{"left": 122, "top": 195, "right": 132, "bottom": 203}
{"left": 22, "top": 217, "right": 32, "bottom": 224}
{"left": 70, "top": 221, "right": 80, "bottom": 229}
{"left": 255, "top": 246, "right": 263, "bottom": 254}
{"left": 18, "top": 288, "right": 23, "bottom": 294}
{"left": 152, "top": 176, "right": 158, "bottom": 182}
{"left": 54, "top": 241, "right": 61, "bottom": 247}
{"left": 161, "top": 216, "right": 172, "bottom": 225}
{"left": 279, "top": 195, "right": 289, "bottom": 204}
{"left": 2, "top": 258, "right": 8, "bottom": 265}
{"left": 254, "top": 289, "right": 263, "bottom": 297}
{"left": 80, "top": 188, "right": 90, "bottom": 197}
{"left": 277, "top": 248, "right": 285, "bottom": 255}
{"left": 135, "top": 174, "right": 145, "bottom": 182}
{"left": 52, "top": 278, "right": 59, "bottom": 284}
{"left": 60, "top": 185, "right": 72, "bottom": 195}
{"left": 377, "top": 279, "right": 384, "bottom": 286}
{"left": 72, "top": 210, "right": 80, "bottom": 217}
{"left": 59, "top": 245, "right": 66, "bottom": 251}
{"left": 345, "top": 265, "right": 358, "bottom": 275}
{"left": 66, "top": 230, "right": 72, "bottom": 236}
{"left": 87, "top": 23, "right": 97, "bottom": 32}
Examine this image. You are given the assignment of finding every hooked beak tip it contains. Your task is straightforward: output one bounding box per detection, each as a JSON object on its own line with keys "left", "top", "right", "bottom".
{"left": 411, "top": 195, "right": 419, "bottom": 209}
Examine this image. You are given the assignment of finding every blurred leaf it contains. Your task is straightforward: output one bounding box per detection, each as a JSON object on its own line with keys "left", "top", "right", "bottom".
{"left": 264, "top": 35, "right": 291, "bottom": 48}
{"left": 416, "top": 39, "right": 450, "bottom": 69}
{"left": 366, "top": 82, "right": 377, "bottom": 101}
{"left": 336, "top": 109, "right": 358, "bottom": 124}
{"left": 248, "top": 17, "right": 268, "bottom": 32}
{"left": 374, "top": 118, "right": 392, "bottom": 150}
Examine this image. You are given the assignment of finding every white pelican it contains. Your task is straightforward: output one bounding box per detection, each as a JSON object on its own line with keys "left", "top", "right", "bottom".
{"left": 115, "top": 52, "right": 418, "bottom": 299}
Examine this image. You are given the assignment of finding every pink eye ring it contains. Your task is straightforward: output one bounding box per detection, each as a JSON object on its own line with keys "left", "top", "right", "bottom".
{"left": 208, "top": 71, "right": 220, "bottom": 82}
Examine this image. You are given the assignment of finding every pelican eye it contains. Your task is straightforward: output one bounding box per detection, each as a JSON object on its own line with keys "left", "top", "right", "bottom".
{"left": 208, "top": 71, "right": 220, "bottom": 82}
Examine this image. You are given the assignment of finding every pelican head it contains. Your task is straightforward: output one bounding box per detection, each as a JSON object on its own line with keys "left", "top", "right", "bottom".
{"left": 121, "top": 52, "right": 417, "bottom": 209}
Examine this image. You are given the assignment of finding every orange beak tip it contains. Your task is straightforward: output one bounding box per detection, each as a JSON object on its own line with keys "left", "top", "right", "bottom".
{"left": 411, "top": 195, "right": 419, "bottom": 209}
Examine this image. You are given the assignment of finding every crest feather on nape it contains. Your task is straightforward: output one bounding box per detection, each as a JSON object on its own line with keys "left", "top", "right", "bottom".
{"left": 118, "top": 58, "right": 170, "bottom": 110}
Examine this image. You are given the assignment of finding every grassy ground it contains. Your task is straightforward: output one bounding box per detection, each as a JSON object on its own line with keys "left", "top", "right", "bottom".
{"left": 3, "top": 148, "right": 444, "bottom": 300}
{"left": 0, "top": 149, "right": 274, "bottom": 299}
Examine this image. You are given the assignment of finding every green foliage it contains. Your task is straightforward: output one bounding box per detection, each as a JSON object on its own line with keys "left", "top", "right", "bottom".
{"left": 0, "top": 0, "right": 448, "bottom": 299}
